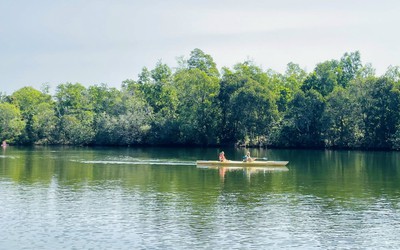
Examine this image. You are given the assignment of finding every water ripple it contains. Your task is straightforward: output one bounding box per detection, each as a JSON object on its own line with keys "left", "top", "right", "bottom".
{"left": 75, "top": 159, "right": 195, "bottom": 166}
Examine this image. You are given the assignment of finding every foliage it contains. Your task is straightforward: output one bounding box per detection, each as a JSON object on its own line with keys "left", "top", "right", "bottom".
{"left": 187, "top": 48, "right": 220, "bottom": 78}
{"left": 277, "top": 89, "right": 325, "bottom": 147}
{"left": 323, "top": 86, "right": 359, "bottom": 148}
{"left": 55, "top": 83, "right": 94, "bottom": 145}
{"left": 301, "top": 60, "right": 340, "bottom": 96}
{"left": 94, "top": 94, "right": 151, "bottom": 145}
{"left": 10, "top": 87, "right": 56, "bottom": 144}
{"left": 3, "top": 49, "right": 400, "bottom": 150}
{"left": 0, "top": 103, "right": 26, "bottom": 143}
{"left": 174, "top": 68, "right": 220, "bottom": 145}
{"left": 358, "top": 77, "right": 400, "bottom": 149}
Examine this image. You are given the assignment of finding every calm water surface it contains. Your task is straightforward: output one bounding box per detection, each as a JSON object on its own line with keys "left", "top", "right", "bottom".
{"left": 1, "top": 146, "right": 400, "bottom": 249}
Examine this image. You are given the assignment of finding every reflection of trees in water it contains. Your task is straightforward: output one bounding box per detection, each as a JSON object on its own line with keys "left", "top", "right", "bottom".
{"left": 1, "top": 147, "right": 400, "bottom": 202}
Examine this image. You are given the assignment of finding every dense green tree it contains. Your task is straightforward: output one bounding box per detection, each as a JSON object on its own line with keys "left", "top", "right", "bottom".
{"left": 10, "top": 87, "right": 56, "bottom": 144}
{"left": 0, "top": 103, "right": 25, "bottom": 143}
{"left": 278, "top": 89, "right": 325, "bottom": 147}
{"left": 302, "top": 60, "right": 340, "bottom": 96}
{"left": 146, "top": 81, "right": 179, "bottom": 145}
{"left": 88, "top": 84, "right": 124, "bottom": 115}
{"left": 31, "top": 102, "right": 57, "bottom": 144}
{"left": 232, "top": 61, "right": 272, "bottom": 85}
{"left": 229, "top": 80, "right": 277, "bottom": 145}
{"left": 131, "top": 62, "right": 179, "bottom": 144}
{"left": 218, "top": 61, "right": 279, "bottom": 145}
{"left": 55, "top": 83, "right": 92, "bottom": 116}
{"left": 138, "top": 67, "right": 151, "bottom": 85}
{"left": 150, "top": 61, "right": 174, "bottom": 113}
{"left": 301, "top": 51, "right": 363, "bottom": 96}
{"left": 357, "top": 77, "right": 400, "bottom": 149}
{"left": 275, "top": 63, "right": 306, "bottom": 113}
{"left": 284, "top": 62, "right": 307, "bottom": 90}
{"left": 55, "top": 83, "right": 94, "bottom": 145}
{"left": 136, "top": 62, "right": 175, "bottom": 114}
{"left": 338, "top": 51, "right": 362, "bottom": 87}
{"left": 3, "top": 49, "right": 400, "bottom": 150}
{"left": 174, "top": 68, "right": 220, "bottom": 144}
{"left": 94, "top": 97, "right": 151, "bottom": 145}
{"left": 187, "top": 48, "right": 220, "bottom": 78}
{"left": 302, "top": 51, "right": 362, "bottom": 96}
{"left": 58, "top": 112, "right": 94, "bottom": 145}
{"left": 218, "top": 61, "right": 272, "bottom": 143}
{"left": 389, "top": 73, "right": 400, "bottom": 149}
{"left": 88, "top": 84, "right": 136, "bottom": 145}
{"left": 323, "top": 86, "right": 360, "bottom": 148}
{"left": 121, "top": 79, "right": 139, "bottom": 96}
{"left": 218, "top": 67, "right": 245, "bottom": 143}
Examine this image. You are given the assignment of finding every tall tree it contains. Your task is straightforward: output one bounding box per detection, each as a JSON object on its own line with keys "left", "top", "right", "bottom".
{"left": 229, "top": 80, "right": 277, "bottom": 145}
{"left": 284, "top": 62, "right": 307, "bottom": 90}
{"left": 136, "top": 62, "right": 175, "bottom": 114}
{"left": 174, "top": 68, "right": 220, "bottom": 144}
{"left": 302, "top": 60, "right": 340, "bottom": 96}
{"left": 187, "top": 48, "right": 220, "bottom": 78}
{"left": 0, "top": 103, "right": 25, "bottom": 143}
{"left": 94, "top": 96, "right": 151, "bottom": 145}
{"left": 338, "top": 51, "right": 362, "bottom": 87}
{"left": 218, "top": 68, "right": 239, "bottom": 143}
{"left": 10, "top": 87, "right": 56, "bottom": 144}
{"left": 357, "top": 77, "right": 400, "bottom": 149}
{"left": 323, "top": 86, "right": 360, "bottom": 148}
{"left": 55, "top": 83, "right": 94, "bottom": 145}
{"left": 219, "top": 61, "right": 278, "bottom": 145}
{"left": 279, "top": 89, "right": 325, "bottom": 147}
{"left": 276, "top": 63, "right": 306, "bottom": 113}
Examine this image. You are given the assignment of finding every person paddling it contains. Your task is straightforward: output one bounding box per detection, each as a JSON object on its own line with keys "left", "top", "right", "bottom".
{"left": 219, "top": 151, "right": 228, "bottom": 162}
{"left": 243, "top": 151, "right": 254, "bottom": 162}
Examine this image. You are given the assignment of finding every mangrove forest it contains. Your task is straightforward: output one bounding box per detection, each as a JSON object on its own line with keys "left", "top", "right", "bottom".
{"left": 1, "top": 48, "right": 400, "bottom": 150}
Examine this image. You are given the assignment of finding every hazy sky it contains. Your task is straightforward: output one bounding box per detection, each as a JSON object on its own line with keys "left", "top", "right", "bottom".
{"left": 1, "top": 0, "right": 399, "bottom": 94}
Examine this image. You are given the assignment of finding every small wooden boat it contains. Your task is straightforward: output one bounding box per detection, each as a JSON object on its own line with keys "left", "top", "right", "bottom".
{"left": 196, "top": 160, "right": 289, "bottom": 167}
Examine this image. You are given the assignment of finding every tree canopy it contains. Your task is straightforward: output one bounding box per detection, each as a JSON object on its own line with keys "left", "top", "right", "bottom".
{"left": 2, "top": 48, "right": 400, "bottom": 150}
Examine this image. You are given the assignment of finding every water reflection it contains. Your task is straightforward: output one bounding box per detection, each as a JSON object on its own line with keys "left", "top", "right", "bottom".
{"left": 1, "top": 147, "right": 400, "bottom": 198}
{"left": 198, "top": 165, "right": 289, "bottom": 182}
{"left": 1, "top": 147, "right": 400, "bottom": 249}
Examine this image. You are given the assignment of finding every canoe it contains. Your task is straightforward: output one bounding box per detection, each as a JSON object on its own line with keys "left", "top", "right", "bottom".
{"left": 196, "top": 160, "right": 289, "bottom": 167}
{"left": 197, "top": 165, "right": 289, "bottom": 173}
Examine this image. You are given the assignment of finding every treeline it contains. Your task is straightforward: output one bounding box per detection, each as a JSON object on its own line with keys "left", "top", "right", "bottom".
{"left": 1, "top": 48, "right": 400, "bottom": 150}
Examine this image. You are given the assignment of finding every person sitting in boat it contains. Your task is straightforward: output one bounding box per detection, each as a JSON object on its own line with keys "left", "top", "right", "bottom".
{"left": 243, "top": 151, "right": 254, "bottom": 162}
{"left": 219, "top": 151, "right": 228, "bottom": 162}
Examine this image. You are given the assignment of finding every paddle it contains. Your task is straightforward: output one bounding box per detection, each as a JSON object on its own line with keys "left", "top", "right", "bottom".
{"left": 253, "top": 157, "right": 268, "bottom": 161}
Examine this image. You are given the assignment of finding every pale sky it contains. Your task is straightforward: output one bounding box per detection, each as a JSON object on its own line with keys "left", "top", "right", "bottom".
{"left": 1, "top": 0, "right": 400, "bottom": 95}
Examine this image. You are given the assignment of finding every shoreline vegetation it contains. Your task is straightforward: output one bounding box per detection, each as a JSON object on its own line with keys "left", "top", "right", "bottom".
{"left": 1, "top": 48, "right": 400, "bottom": 150}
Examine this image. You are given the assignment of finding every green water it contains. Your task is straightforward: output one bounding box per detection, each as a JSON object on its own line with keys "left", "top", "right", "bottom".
{"left": 1, "top": 146, "right": 399, "bottom": 249}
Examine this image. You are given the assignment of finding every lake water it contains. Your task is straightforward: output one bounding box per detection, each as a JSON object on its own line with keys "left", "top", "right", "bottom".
{"left": 1, "top": 146, "right": 399, "bottom": 249}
